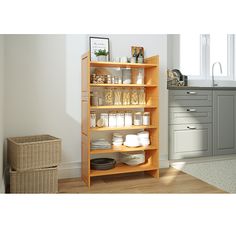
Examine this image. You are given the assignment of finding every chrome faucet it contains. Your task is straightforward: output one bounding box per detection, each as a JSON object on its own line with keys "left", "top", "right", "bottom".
{"left": 212, "top": 62, "right": 222, "bottom": 87}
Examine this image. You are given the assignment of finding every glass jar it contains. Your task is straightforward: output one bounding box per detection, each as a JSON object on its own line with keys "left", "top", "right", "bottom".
{"left": 109, "top": 112, "right": 117, "bottom": 127}
{"left": 143, "top": 112, "right": 150, "bottom": 125}
{"left": 90, "top": 112, "right": 96, "bottom": 128}
{"left": 123, "top": 89, "right": 130, "bottom": 105}
{"left": 107, "top": 75, "right": 112, "bottom": 84}
{"left": 100, "top": 113, "right": 109, "bottom": 127}
{"left": 114, "top": 89, "right": 122, "bottom": 105}
{"left": 91, "top": 91, "right": 99, "bottom": 106}
{"left": 138, "top": 89, "right": 146, "bottom": 105}
{"left": 124, "top": 112, "right": 133, "bottom": 127}
{"left": 114, "top": 76, "right": 119, "bottom": 84}
{"left": 134, "top": 112, "right": 142, "bottom": 126}
{"left": 122, "top": 69, "right": 131, "bottom": 84}
{"left": 104, "top": 88, "right": 113, "bottom": 105}
{"left": 118, "top": 76, "right": 122, "bottom": 84}
{"left": 116, "top": 112, "right": 125, "bottom": 127}
{"left": 131, "top": 89, "right": 139, "bottom": 105}
{"left": 91, "top": 74, "right": 96, "bottom": 83}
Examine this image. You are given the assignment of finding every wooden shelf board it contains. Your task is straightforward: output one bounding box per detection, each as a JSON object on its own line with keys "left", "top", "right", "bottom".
{"left": 91, "top": 105, "right": 157, "bottom": 109}
{"left": 90, "top": 162, "right": 157, "bottom": 177}
{"left": 90, "top": 145, "right": 157, "bottom": 155}
{"left": 90, "top": 125, "right": 157, "bottom": 131}
{"left": 90, "top": 84, "right": 157, "bottom": 87}
{"left": 90, "top": 61, "right": 157, "bottom": 68}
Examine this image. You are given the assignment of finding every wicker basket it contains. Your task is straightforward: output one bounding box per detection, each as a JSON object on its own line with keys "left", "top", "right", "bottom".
{"left": 8, "top": 134, "right": 61, "bottom": 171}
{"left": 10, "top": 167, "right": 58, "bottom": 193}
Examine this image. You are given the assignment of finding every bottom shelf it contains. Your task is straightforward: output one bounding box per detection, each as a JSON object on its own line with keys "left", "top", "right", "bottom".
{"left": 90, "top": 162, "right": 157, "bottom": 177}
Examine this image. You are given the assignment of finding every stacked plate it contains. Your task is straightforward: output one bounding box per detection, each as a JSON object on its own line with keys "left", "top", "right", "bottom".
{"left": 90, "top": 139, "right": 111, "bottom": 150}
{"left": 124, "top": 134, "right": 140, "bottom": 147}
{"left": 112, "top": 133, "right": 123, "bottom": 147}
{"left": 91, "top": 158, "right": 116, "bottom": 170}
{"left": 119, "top": 152, "right": 145, "bottom": 166}
{"left": 137, "top": 131, "right": 150, "bottom": 146}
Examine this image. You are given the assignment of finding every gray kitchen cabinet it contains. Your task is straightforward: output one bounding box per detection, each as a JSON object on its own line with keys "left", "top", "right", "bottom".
{"left": 169, "top": 89, "right": 213, "bottom": 160}
{"left": 169, "top": 90, "right": 213, "bottom": 107}
{"left": 169, "top": 124, "right": 213, "bottom": 159}
{"left": 213, "top": 90, "right": 236, "bottom": 155}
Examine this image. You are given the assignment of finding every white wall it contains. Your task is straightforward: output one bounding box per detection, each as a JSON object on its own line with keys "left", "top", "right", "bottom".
{"left": 4, "top": 34, "right": 169, "bottom": 179}
{"left": 0, "top": 35, "right": 5, "bottom": 192}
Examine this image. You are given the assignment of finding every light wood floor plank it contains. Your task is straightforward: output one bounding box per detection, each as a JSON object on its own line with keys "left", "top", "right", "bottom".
{"left": 58, "top": 168, "right": 226, "bottom": 193}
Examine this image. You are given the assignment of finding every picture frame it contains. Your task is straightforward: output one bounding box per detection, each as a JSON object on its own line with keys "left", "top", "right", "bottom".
{"left": 89, "top": 37, "right": 110, "bottom": 62}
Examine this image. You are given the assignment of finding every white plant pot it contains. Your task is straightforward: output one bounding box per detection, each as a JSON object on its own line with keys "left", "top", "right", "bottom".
{"left": 96, "top": 55, "right": 108, "bottom": 62}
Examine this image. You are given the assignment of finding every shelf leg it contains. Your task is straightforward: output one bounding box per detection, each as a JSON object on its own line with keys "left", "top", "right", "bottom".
{"left": 145, "top": 169, "right": 159, "bottom": 179}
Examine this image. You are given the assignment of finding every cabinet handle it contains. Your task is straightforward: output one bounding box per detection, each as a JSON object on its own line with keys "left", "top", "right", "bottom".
{"left": 187, "top": 108, "right": 196, "bottom": 112}
{"left": 186, "top": 91, "right": 196, "bottom": 95}
{"left": 187, "top": 126, "right": 196, "bottom": 130}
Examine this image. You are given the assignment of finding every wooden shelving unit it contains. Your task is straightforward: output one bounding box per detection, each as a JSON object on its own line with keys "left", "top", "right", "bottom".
{"left": 81, "top": 52, "right": 159, "bottom": 187}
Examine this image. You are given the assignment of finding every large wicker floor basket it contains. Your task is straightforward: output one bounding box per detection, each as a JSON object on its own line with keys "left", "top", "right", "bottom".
{"left": 8, "top": 134, "right": 61, "bottom": 171}
{"left": 10, "top": 167, "right": 58, "bottom": 193}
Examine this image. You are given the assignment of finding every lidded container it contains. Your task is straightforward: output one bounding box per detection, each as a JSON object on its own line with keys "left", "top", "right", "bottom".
{"left": 107, "top": 75, "right": 112, "bottom": 84}
{"left": 138, "top": 89, "right": 146, "bottom": 105}
{"left": 123, "top": 89, "right": 130, "bottom": 105}
{"left": 131, "top": 89, "right": 139, "bottom": 105}
{"left": 100, "top": 113, "right": 109, "bottom": 127}
{"left": 90, "top": 112, "right": 96, "bottom": 128}
{"left": 116, "top": 112, "right": 125, "bottom": 127}
{"left": 109, "top": 112, "right": 117, "bottom": 127}
{"left": 134, "top": 112, "right": 142, "bottom": 126}
{"left": 124, "top": 112, "right": 133, "bottom": 127}
{"left": 104, "top": 88, "right": 113, "bottom": 105}
{"left": 122, "top": 68, "right": 131, "bottom": 84}
{"left": 142, "top": 112, "right": 150, "bottom": 125}
{"left": 114, "top": 89, "right": 122, "bottom": 105}
{"left": 136, "top": 68, "right": 144, "bottom": 84}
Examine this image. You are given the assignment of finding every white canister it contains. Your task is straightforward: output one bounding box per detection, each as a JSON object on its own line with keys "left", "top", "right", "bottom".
{"left": 100, "top": 113, "right": 109, "bottom": 127}
{"left": 90, "top": 112, "right": 96, "bottom": 128}
{"left": 125, "top": 112, "right": 132, "bottom": 126}
{"left": 136, "top": 69, "right": 144, "bottom": 84}
{"left": 116, "top": 112, "right": 125, "bottom": 127}
{"left": 143, "top": 112, "right": 150, "bottom": 125}
{"left": 109, "top": 112, "right": 117, "bottom": 127}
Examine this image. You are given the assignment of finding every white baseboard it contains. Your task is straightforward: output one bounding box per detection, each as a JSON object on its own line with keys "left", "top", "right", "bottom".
{"left": 0, "top": 176, "right": 5, "bottom": 193}
{"left": 58, "top": 154, "right": 169, "bottom": 179}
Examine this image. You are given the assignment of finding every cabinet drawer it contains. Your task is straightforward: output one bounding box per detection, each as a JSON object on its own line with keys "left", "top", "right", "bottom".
{"left": 169, "top": 124, "right": 212, "bottom": 159}
{"left": 169, "top": 107, "right": 212, "bottom": 124}
{"left": 169, "top": 90, "right": 212, "bottom": 107}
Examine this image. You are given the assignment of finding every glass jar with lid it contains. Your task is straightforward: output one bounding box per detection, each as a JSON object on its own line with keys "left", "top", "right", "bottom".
{"left": 90, "top": 112, "right": 96, "bottom": 128}
{"left": 123, "top": 89, "right": 130, "bottom": 105}
{"left": 131, "top": 89, "right": 139, "bottom": 105}
{"left": 104, "top": 88, "right": 113, "bottom": 105}
{"left": 116, "top": 112, "right": 125, "bottom": 127}
{"left": 134, "top": 112, "right": 142, "bottom": 126}
{"left": 114, "top": 89, "right": 122, "bottom": 105}
{"left": 138, "top": 89, "right": 146, "bottom": 105}
{"left": 142, "top": 112, "right": 150, "bottom": 125}
{"left": 109, "top": 112, "right": 117, "bottom": 127}
{"left": 100, "top": 113, "right": 109, "bottom": 127}
{"left": 124, "top": 112, "right": 133, "bottom": 126}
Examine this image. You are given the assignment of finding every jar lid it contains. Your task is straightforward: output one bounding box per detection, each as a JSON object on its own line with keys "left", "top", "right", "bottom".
{"left": 135, "top": 112, "right": 142, "bottom": 115}
{"left": 143, "top": 112, "right": 150, "bottom": 115}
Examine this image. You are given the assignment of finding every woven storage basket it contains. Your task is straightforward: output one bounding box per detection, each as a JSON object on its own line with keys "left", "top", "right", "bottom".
{"left": 10, "top": 167, "right": 58, "bottom": 193}
{"left": 8, "top": 134, "right": 61, "bottom": 171}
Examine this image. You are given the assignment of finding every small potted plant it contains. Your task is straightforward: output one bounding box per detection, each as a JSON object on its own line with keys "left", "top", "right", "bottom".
{"left": 95, "top": 49, "right": 109, "bottom": 62}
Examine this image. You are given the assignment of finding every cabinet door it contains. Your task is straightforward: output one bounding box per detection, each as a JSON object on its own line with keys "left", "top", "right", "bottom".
{"left": 213, "top": 90, "right": 236, "bottom": 155}
{"left": 169, "top": 124, "right": 212, "bottom": 159}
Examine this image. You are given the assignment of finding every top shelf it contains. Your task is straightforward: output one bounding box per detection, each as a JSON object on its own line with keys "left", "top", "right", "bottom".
{"left": 90, "top": 61, "right": 157, "bottom": 69}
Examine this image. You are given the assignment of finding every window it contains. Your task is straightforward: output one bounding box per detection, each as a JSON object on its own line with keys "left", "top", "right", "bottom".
{"left": 179, "top": 34, "right": 234, "bottom": 81}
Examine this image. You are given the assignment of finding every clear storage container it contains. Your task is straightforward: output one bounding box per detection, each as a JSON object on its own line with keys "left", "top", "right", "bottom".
{"left": 123, "top": 89, "right": 130, "bottom": 105}
{"left": 100, "top": 113, "right": 109, "bottom": 127}
{"left": 142, "top": 112, "right": 150, "bottom": 125}
{"left": 104, "top": 88, "right": 113, "bottom": 105}
{"left": 134, "top": 112, "right": 142, "bottom": 126}
{"left": 131, "top": 89, "right": 139, "bottom": 105}
{"left": 124, "top": 112, "right": 133, "bottom": 126}
{"left": 109, "top": 112, "right": 117, "bottom": 127}
{"left": 138, "top": 89, "right": 146, "bottom": 105}
{"left": 114, "top": 89, "right": 122, "bottom": 105}
{"left": 116, "top": 112, "right": 125, "bottom": 127}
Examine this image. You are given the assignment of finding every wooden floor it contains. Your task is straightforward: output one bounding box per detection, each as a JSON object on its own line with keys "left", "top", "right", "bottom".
{"left": 58, "top": 168, "right": 226, "bottom": 193}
